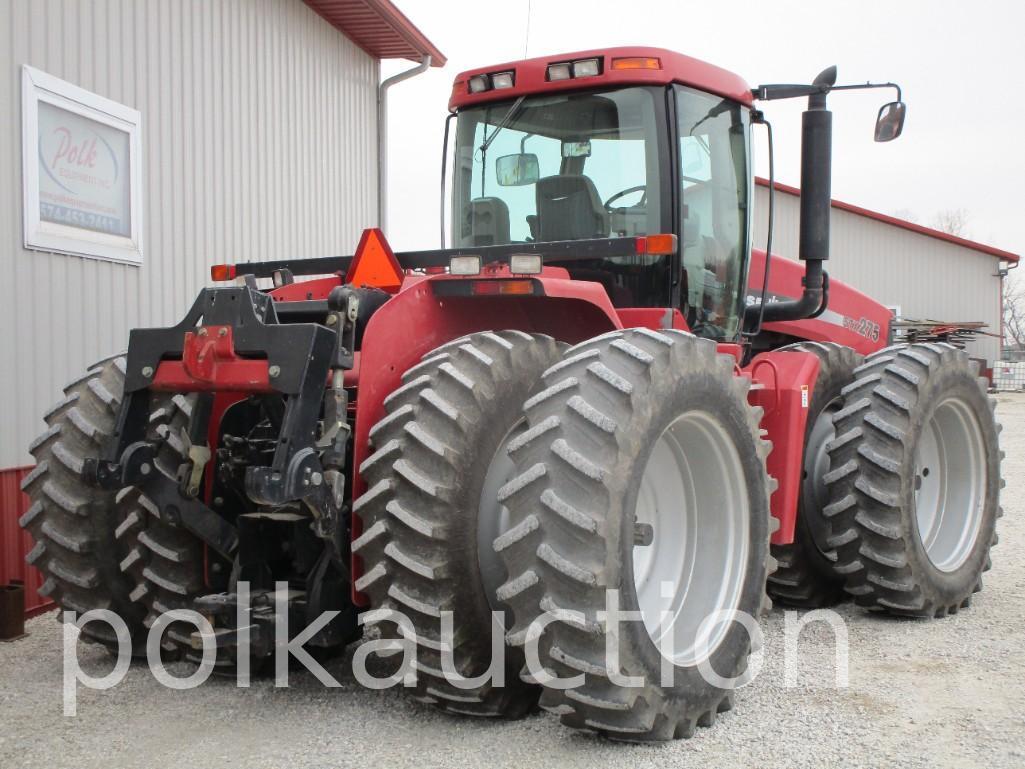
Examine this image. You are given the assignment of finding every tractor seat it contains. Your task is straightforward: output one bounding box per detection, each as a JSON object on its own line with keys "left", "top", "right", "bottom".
{"left": 535, "top": 175, "right": 609, "bottom": 242}
{"left": 463, "top": 197, "right": 511, "bottom": 246}
{"left": 682, "top": 210, "right": 716, "bottom": 306}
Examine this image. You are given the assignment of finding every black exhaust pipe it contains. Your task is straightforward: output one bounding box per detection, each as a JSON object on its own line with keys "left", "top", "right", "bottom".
{"left": 758, "top": 66, "right": 836, "bottom": 324}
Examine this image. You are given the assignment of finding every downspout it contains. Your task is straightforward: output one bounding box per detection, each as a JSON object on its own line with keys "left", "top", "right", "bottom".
{"left": 378, "top": 54, "right": 432, "bottom": 232}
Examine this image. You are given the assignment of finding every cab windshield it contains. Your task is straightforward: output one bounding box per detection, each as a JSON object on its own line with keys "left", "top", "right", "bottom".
{"left": 450, "top": 84, "right": 750, "bottom": 340}
{"left": 452, "top": 86, "right": 670, "bottom": 307}
{"left": 453, "top": 86, "right": 666, "bottom": 244}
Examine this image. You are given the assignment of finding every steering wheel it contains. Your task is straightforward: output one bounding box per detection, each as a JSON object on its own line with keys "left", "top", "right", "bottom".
{"left": 604, "top": 185, "right": 647, "bottom": 210}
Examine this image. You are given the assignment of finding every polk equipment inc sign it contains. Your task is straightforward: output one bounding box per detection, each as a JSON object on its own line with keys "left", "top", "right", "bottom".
{"left": 37, "top": 101, "right": 131, "bottom": 238}
{"left": 22, "top": 66, "right": 143, "bottom": 264}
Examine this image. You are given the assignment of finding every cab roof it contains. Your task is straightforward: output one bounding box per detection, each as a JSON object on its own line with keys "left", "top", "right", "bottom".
{"left": 448, "top": 46, "right": 753, "bottom": 111}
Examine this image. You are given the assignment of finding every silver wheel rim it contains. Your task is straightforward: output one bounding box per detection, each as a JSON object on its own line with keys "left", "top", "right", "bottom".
{"left": 633, "top": 411, "right": 750, "bottom": 667}
{"left": 478, "top": 422, "right": 521, "bottom": 611}
{"left": 914, "top": 396, "right": 987, "bottom": 572}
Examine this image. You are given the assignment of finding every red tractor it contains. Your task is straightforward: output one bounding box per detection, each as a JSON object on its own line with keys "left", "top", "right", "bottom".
{"left": 23, "top": 47, "right": 1000, "bottom": 741}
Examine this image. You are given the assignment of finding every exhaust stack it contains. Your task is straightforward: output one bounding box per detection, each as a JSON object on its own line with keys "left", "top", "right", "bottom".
{"left": 759, "top": 66, "right": 836, "bottom": 323}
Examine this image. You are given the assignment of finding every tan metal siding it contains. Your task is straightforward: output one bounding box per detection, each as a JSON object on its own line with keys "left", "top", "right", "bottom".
{"left": 754, "top": 186, "right": 1002, "bottom": 366}
{"left": 0, "top": 0, "right": 379, "bottom": 467}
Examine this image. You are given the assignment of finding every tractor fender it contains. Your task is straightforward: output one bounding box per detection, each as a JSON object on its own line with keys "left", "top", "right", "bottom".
{"left": 351, "top": 273, "right": 623, "bottom": 498}
{"left": 743, "top": 348, "right": 822, "bottom": 545}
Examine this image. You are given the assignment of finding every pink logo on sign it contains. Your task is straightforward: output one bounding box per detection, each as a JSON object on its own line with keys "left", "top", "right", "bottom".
{"left": 41, "top": 123, "right": 120, "bottom": 194}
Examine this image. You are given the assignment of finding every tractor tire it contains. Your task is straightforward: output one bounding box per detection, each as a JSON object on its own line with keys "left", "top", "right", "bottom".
{"left": 824, "top": 343, "right": 1001, "bottom": 617}
{"left": 20, "top": 356, "right": 147, "bottom": 650}
{"left": 495, "top": 329, "right": 774, "bottom": 741}
{"left": 354, "top": 330, "right": 562, "bottom": 717}
{"left": 116, "top": 394, "right": 209, "bottom": 655}
{"left": 768, "top": 342, "right": 861, "bottom": 608}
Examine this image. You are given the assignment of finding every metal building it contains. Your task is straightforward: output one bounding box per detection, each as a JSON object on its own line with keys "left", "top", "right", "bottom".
{"left": 0, "top": 0, "right": 443, "bottom": 612}
{"left": 754, "top": 179, "right": 1018, "bottom": 369}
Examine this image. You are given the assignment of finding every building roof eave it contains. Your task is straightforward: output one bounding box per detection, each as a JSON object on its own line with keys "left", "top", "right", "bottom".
{"left": 755, "top": 177, "right": 1019, "bottom": 264}
{"left": 304, "top": 0, "right": 446, "bottom": 67}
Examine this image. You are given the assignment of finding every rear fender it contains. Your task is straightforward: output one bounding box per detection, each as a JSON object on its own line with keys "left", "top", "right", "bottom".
{"left": 352, "top": 274, "right": 622, "bottom": 495}
{"left": 743, "top": 349, "right": 821, "bottom": 545}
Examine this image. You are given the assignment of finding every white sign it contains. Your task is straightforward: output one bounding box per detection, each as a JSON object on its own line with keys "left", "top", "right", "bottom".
{"left": 22, "top": 66, "right": 143, "bottom": 264}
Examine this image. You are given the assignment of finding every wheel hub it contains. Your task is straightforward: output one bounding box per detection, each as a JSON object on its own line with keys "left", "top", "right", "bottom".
{"left": 633, "top": 411, "right": 750, "bottom": 667}
{"left": 914, "top": 396, "right": 987, "bottom": 572}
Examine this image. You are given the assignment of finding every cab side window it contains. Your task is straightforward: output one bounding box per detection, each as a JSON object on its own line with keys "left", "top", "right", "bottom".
{"left": 675, "top": 86, "right": 750, "bottom": 340}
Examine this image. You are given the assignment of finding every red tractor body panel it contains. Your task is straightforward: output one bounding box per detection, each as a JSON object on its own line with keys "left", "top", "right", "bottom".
{"left": 748, "top": 249, "right": 891, "bottom": 355}
{"left": 744, "top": 350, "right": 822, "bottom": 545}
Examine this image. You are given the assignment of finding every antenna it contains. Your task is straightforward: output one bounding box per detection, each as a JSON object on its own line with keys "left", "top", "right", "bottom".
{"left": 523, "top": 0, "right": 532, "bottom": 58}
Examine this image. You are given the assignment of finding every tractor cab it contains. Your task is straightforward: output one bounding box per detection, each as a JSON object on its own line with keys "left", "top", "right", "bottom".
{"left": 449, "top": 48, "right": 753, "bottom": 340}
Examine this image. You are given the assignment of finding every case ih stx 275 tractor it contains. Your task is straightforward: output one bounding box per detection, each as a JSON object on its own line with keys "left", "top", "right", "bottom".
{"left": 23, "top": 48, "right": 1000, "bottom": 741}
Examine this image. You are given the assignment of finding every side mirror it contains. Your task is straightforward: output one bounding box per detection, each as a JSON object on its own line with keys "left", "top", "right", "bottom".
{"left": 495, "top": 153, "right": 539, "bottom": 186}
{"left": 874, "top": 101, "right": 906, "bottom": 142}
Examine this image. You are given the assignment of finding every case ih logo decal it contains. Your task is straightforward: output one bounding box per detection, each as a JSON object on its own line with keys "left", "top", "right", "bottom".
{"left": 37, "top": 101, "right": 130, "bottom": 237}
{"left": 841, "top": 314, "right": 882, "bottom": 342}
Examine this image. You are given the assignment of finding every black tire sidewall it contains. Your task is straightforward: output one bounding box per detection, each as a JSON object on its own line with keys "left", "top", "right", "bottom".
{"left": 795, "top": 347, "right": 857, "bottom": 577}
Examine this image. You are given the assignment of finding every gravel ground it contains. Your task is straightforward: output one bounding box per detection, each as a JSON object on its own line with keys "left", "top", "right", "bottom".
{"left": 2, "top": 395, "right": 1024, "bottom": 769}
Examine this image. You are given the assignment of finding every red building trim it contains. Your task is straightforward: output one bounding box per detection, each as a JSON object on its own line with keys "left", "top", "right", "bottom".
{"left": 756, "top": 177, "right": 1019, "bottom": 263}
{"left": 0, "top": 466, "right": 53, "bottom": 619}
{"left": 303, "top": 0, "right": 446, "bottom": 66}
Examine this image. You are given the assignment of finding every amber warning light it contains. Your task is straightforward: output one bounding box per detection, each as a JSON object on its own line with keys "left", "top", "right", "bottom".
{"left": 636, "top": 234, "right": 677, "bottom": 255}
{"left": 611, "top": 56, "right": 662, "bottom": 71}
{"left": 210, "top": 264, "right": 236, "bottom": 281}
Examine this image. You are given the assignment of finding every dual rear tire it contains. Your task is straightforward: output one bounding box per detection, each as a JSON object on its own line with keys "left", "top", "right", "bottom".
{"left": 20, "top": 357, "right": 199, "bottom": 655}
{"left": 494, "top": 329, "right": 773, "bottom": 741}
{"left": 823, "top": 343, "right": 1000, "bottom": 616}
{"left": 20, "top": 357, "right": 147, "bottom": 650}
{"left": 354, "top": 331, "right": 563, "bottom": 717}
{"left": 766, "top": 341, "right": 1000, "bottom": 617}
{"left": 358, "top": 328, "right": 774, "bottom": 740}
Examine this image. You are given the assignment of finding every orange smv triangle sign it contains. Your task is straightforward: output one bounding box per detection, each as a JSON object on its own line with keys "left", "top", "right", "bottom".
{"left": 345, "top": 228, "right": 404, "bottom": 292}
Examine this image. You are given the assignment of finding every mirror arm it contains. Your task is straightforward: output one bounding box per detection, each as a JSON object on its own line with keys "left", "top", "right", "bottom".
{"left": 754, "top": 80, "right": 902, "bottom": 103}
{"left": 827, "top": 81, "right": 902, "bottom": 103}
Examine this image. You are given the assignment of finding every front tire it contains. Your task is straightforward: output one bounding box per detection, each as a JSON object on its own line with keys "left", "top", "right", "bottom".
{"left": 824, "top": 343, "right": 1001, "bottom": 616}
{"left": 354, "top": 330, "right": 562, "bottom": 717}
{"left": 495, "top": 329, "right": 773, "bottom": 741}
{"left": 21, "top": 357, "right": 146, "bottom": 650}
